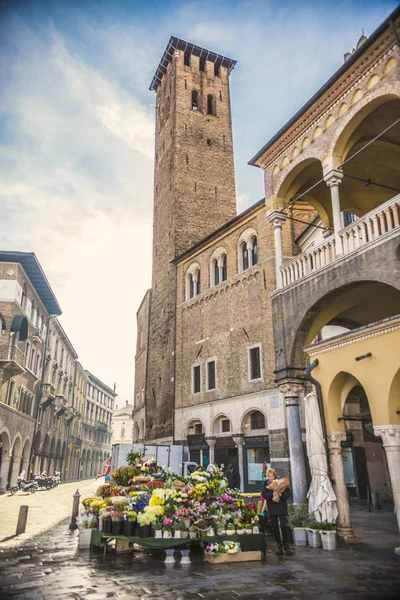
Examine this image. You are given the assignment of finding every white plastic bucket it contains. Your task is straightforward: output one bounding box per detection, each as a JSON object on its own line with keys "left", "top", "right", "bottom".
{"left": 78, "top": 528, "right": 92, "bottom": 549}
{"left": 307, "top": 528, "right": 322, "bottom": 548}
{"left": 321, "top": 530, "right": 336, "bottom": 550}
{"left": 292, "top": 527, "right": 307, "bottom": 546}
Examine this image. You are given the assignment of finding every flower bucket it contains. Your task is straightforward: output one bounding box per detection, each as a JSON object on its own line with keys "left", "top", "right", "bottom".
{"left": 321, "top": 530, "right": 336, "bottom": 551}
{"left": 174, "top": 530, "right": 181, "bottom": 539}
{"left": 252, "top": 526, "right": 259, "bottom": 534}
{"left": 98, "top": 517, "right": 103, "bottom": 532}
{"left": 207, "top": 529, "right": 214, "bottom": 537}
{"left": 78, "top": 528, "right": 92, "bottom": 549}
{"left": 236, "top": 529, "right": 244, "bottom": 536}
{"left": 123, "top": 521, "right": 136, "bottom": 537}
{"left": 154, "top": 530, "right": 163, "bottom": 539}
{"left": 189, "top": 531, "right": 197, "bottom": 539}
{"left": 245, "top": 529, "right": 253, "bottom": 535}
{"left": 103, "top": 519, "right": 112, "bottom": 534}
{"left": 307, "top": 528, "right": 322, "bottom": 548}
{"left": 292, "top": 527, "right": 307, "bottom": 546}
{"left": 138, "top": 525, "right": 151, "bottom": 538}
{"left": 111, "top": 520, "right": 123, "bottom": 536}
{"left": 163, "top": 531, "right": 172, "bottom": 539}
{"left": 226, "top": 529, "right": 235, "bottom": 535}
{"left": 183, "top": 519, "right": 191, "bottom": 529}
{"left": 180, "top": 531, "right": 189, "bottom": 539}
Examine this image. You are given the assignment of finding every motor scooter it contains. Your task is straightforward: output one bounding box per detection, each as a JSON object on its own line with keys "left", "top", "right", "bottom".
{"left": 34, "top": 471, "right": 55, "bottom": 489}
{"left": 10, "top": 474, "right": 38, "bottom": 495}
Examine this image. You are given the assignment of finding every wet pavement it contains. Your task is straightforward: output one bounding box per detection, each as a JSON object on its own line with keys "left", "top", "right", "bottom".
{"left": 0, "top": 508, "right": 399, "bottom": 599}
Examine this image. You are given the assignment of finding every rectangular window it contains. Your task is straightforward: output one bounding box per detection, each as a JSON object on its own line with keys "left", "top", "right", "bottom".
{"left": 221, "top": 418, "right": 230, "bottom": 433}
{"left": 249, "top": 345, "right": 262, "bottom": 381}
{"left": 214, "top": 62, "right": 220, "bottom": 77}
{"left": 6, "top": 379, "right": 15, "bottom": 406}
{"left": 199, "top": 57, "right": 206, "bottom": 72}
{"left": 207, "top": 360, "right": 216, "bottom": 391}
{"left": 193, "top": 365, "right": 201, "bottom": 394}
{"left": 194, "top": 423, "right": 203, "bottom": 434}
{"left": 184, "top": 52, "right": 190, "bottom": 66}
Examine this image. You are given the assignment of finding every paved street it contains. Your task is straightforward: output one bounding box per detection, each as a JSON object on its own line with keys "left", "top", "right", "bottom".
{"left": 0, "top": 504, "right": 399, "bottom": 600}
{"left": 0, "top": 478, "right": 97, "bottom": 549}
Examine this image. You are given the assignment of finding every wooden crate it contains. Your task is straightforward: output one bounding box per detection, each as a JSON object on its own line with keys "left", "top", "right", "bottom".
{"left": 205, "top": 550, "right": 262, "bottom": 564}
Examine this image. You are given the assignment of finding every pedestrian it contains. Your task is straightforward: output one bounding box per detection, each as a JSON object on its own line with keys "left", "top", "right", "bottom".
{"left": 224, "top": 463, "right": 240, "bottom": 489}
{"left": 261, "top": 461, "right": 268, "bottom": 483}
{"left": 196, "top": 464, "right": 203, "bottom": 472}
{"left": 262, "top": 468, "right": 293, "bottom": 556}
{"left": 206, "top": 462, "right": 218, "bottom": 474}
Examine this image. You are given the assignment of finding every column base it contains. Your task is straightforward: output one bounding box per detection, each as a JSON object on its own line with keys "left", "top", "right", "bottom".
{"left": 337, "top": 527, "right": 358, "bottom": 544}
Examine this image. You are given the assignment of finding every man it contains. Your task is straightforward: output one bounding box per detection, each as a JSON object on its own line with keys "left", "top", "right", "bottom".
{"left": 224, "top": 464, "right": 240, "bottom": 489}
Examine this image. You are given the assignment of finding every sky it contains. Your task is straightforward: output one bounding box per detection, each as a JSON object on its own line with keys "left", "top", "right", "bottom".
{"left": 0, "top": 0, "right": 397, "bottom": 408}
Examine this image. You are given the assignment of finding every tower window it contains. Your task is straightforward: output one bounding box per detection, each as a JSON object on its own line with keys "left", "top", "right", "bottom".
{"left": 219, "top": 91, "right": 222, "bottom": 101}
{"left": 207, "top": 94, "right": 216, "bottom": 116}
{"left": 248, "top": 345, "right": 262, "bottom": 381}
{"left": 191, "top": 90, "right": 199, "bottom": 111}
{"left": 193, "top": 365, "right": 201, "bottom": 394}
{"left": 184, "top": 52, "right": 190, "bottom": 67}
{"left": 241, "top": 242, "right": 249, "bottom": 271}
{"left": 207, "top": 360, "right": 216, "bottom": 391}
{"left": 199, "top": 57, "right": 206, "bottom": 72}
{"left": 251, "top": 236, "right": 258, "bottom": 266}
{"left": 214, "top": 63, "right": 220, "bottom": 77}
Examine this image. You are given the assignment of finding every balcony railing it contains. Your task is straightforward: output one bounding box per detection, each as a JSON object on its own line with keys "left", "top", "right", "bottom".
{"left": 280, "top": 195, "right": 400, "bottom": 288}
{"left": 0, "top": 345, "right": 26, "bottom": 374}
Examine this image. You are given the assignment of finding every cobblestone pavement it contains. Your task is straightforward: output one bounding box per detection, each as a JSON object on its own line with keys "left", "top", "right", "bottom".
{"left": 0, "top": 508, "right": 399, "bottom": 599}
{"left": 0, "top": 478, "right": 97, "bottom": 549}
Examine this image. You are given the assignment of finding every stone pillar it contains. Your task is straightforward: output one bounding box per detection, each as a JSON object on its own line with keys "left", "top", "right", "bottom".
{"left": 327, "top": 431, "right": 357, "bottom": 543}
{"left": 0, "top": 453, "right": 11, "bottom": 493}
{"left": 233, "top": 435, "right": 245, "bottom": 492}
{"left": 266, "top": 210, "right": 287, "bottom": 288}
{"left": 324, "top": 170, "right": 344, "bottom": 255}
{"left": 281, "top": 383, "right": 307, "bottom": 504}
{"left": 373, "top": 425, "right": 400, "bottom": 554}
{"left": 206, "top": 437, "right": 216, "bottom": 465}
{"left": 10, "top": 453, "right": 22, "bottom": 487}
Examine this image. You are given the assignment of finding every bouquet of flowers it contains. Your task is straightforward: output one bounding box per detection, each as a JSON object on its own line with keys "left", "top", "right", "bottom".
{"left": 223, "top": 541, "right": 241, "bottom": 554}
{"left": 266, "top": 476, "right": 290, "bottom": 502}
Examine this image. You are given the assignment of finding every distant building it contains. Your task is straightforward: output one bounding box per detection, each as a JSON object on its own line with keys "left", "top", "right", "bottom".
{"left": 111, "top": 401, "right": 133, "bottom": 445}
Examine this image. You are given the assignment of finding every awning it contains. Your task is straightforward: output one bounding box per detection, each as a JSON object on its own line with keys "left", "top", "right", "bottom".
{"left": 11, "top": 315, "right": 28, "bottom": 341}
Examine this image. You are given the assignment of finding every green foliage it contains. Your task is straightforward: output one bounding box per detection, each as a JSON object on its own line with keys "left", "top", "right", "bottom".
{"left": 111, "top": 466, "right": 138, "bottom": 486}
{"left": 313, "top": 521, "right": 336, "bottom": 531}
{"left": 126, "top": 451, "right": 144, "bottom": 466}
{"left": 287, "top": 504, "right": 309, "bottom": 528}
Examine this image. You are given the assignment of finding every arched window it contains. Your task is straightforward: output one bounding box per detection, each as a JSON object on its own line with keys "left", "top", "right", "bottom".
{"left": 186, "top": 264, "right": 201, "bottom": 300}
{"left": 241, "top": 242, "right": 249, "bottom": 271}
{"left": 192, "top": 90, "right": 199, "bottom": 111}
{"left": 221, "top": 254, "right": 227, "bottom": 281}
{"left": 207, "top": 94, "right": 215, "bottom": 116}
{"left": 213, "top": 259, "right": 219, "bottom": 286}
{"left": 250, "top": 411, "right": 266, "bottom": 430}
{"left": 210, "top": 249, "right": 228, "bottom": 287}
{"left": 250, "top": 236, "right": 258, "bottom": 266}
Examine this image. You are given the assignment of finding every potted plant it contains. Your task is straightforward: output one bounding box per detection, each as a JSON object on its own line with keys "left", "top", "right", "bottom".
{"left": 137, "top": 511, "right": 153, "bottom": 538}
{"left": 215, "top": 521, "right": 224, "bottom": 536}
{"left": 306, "top": 522, "right": 322, "bottom": 548}
{"left": 236, "top": 522, "right": 245, "bottom": 535}
{"left": 172, "top": 520, "right": 181, "bottom": 538}
{"left": 123, "top": 510, "right": 137, "bottom": 537}
{"left": 162, "top": 518, "right": 173, "bottom": 539}
{"left": 177, "top": 507, "right": 191, "bottom": 530}
{"left": 287, "top": 504, "right": 309, "bottom": 546}
{"left": 153, "top": 518, "right": 163, "bottom": 539}
{"left": 251, "top": 517, "right": 259, "bottom": 534}
{"left": 101, "top": 510, "right": 112, "bottom": 534}
{"left": 179, "top": 519, "right": 189, "bottom": 539}
{"left": 78, "top": 515, "right": 97, "bottom": 549}
{"left": 188, "top": 525, "right": 197, "bottom": 539}
{"left": 110, "top": 511, "right": 123, "bottom": 535}
{"left": 318, "top": 522, "right": 337, "bottom": 551}
{"left": 226, "top": 523, "right": 236, "bottom": 535}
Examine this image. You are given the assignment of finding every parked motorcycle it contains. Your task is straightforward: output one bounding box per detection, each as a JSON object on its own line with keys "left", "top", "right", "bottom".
{"left": 34, "top": 472, "right": 55, "bottom": 490}
{"left": 10, "top": 475, "right": 38, "bottom": 495}
{"left": 52, "top": 471, "right": 61, "bottom": 487}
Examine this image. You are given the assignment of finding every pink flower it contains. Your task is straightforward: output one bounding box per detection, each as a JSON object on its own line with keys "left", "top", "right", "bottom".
{"left": 163, "top": 518, "right": 173, "bottom": 526}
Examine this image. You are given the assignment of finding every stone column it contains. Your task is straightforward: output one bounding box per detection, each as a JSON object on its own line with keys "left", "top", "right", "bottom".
{"left": 324, "top": 170, "right": 344, "bottom": 255}
{"left": 266, "top": 210, "right": 287, "bottom": 288}
{"left": 10, "top": 453, "right": 22, "bottom": 487}
{"left": 233, "top": 435, "right": 245, "bottom": 492}
{"left": 373, "top": 425, "right": 400, "bottom": 554}
{"left": 206, "top": 437, "right": 216, "bottom": 465}
{"left": 327, "top": 431, "right": 357, "bottom": 543}
{"left": 281, "top": 383, "right": 307, "bottom": 504}
{"left": 0, "top": 453, "right": 11, "bottom": 493}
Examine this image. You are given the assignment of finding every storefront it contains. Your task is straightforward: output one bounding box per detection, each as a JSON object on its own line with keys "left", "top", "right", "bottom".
{"left": 187, "top": 433, "right": 209, "bottom": 468}
{"left": 243, "top": 435, "right": 270, "bottom": 492}
{"left": 214, "top": 436, "right": 238, "bottom": 473}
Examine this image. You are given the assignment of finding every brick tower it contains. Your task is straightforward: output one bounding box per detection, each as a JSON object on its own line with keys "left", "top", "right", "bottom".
{"left": 146, "top": 38, "right": 237, "bottom": 441}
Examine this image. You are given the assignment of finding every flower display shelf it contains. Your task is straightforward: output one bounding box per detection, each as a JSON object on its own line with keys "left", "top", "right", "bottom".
{"left": 205, "top": 551, "right": 262, "bottom": 564}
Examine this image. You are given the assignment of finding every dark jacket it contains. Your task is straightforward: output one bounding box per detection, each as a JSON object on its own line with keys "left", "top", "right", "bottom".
{"left": 225, "top": 468, "right": 240, "bottom": 489}
{"left": 262, "top": 483, "right": 291, "bottom": 516}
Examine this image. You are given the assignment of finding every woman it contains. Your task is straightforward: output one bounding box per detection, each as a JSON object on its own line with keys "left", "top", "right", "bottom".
{"left": 262, "top": 468, "right": 293, "bottom": 556}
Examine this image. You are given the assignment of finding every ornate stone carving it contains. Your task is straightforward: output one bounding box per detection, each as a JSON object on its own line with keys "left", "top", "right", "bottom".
{"left": 324, "top": 169, "right": 344, "bottom": 187}
{"left": 327, "top": 431, "right": 346, "bottom": 453}
{"left": 266, "top": 210, "right": 286, "bottom": 228}
{"left": 279, "top": 382, "right": 304, "bottom": 398}
{"left": 373, "top": 425, "right": 400, "bottom": 449}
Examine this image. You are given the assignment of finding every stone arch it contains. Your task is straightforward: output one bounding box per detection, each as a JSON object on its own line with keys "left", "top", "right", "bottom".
{"left": 212, "top": 413, "right": 231, "bottom": 435}
{"left": 388, "top": 367, "right": 400, "bottom": 424}
{"left": 240, "top": 407, "right": 268, "bottom": 433}
{"left": 185, "top": 418, "right": 204, "bottom": 436}
{"left": 0, "top": 428, "right": 12, "bottom": 493}
{"left": 9, "top": 435, "right": 22, "bottom": 487}
{"left": 289, "top": 279, "right": 400, "bottom": 369}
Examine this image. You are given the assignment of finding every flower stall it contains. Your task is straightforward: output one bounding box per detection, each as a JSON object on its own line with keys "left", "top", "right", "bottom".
{"left": 79, "top": 454, "right": 265, "bottom": 562}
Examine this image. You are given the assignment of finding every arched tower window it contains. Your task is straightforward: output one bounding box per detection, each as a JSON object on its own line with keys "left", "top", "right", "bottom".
{"left": 250, "top": 236, "right": 258, "bottom": 266}
{"left": 221, "top": 254, "right": 227, "bottom": 281}
{"left": 210, "top": 248, "right": 228, "bottom": 287}
{"left": 213, "top": 259, "right": 219, "bottom": 286}
{"left": 186, "top": 263, "right": 201, "bottom": 300}
{"left": 241, "top": 242, "right": 249, "bottom": 271}
{"left": 207, "top": 94, "right": 216, "bottom": 116}
{"left": 191, "top": 90, "right": 199, "bottom": 111}
{"left": 238, "top": 229, "right": 258, "bottom": 272}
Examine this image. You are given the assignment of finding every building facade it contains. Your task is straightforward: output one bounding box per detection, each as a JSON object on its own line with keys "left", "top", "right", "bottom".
{"left": 112, "top": 401, "right": 133, "bottom": 445}
{"left": 81, "top": 371, "right": 116, "bottom": 478}
{"left": 249, "top": 7, "right": 400, "bottom": 545}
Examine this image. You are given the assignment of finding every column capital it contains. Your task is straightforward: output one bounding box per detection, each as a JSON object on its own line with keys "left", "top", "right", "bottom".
{"left": 205, "top": 436, "right": 216, "bottom": 448}
{"left": 324, "top": 169, "right": 344, "bottom": 187}
{"left": 279, "top": 381, "right": 304, "bottom": 399}
{"left": 266, "top": 209, "right": 287, "bottom": 228}
{"left": 232, "top": 434, "right": 245, "bottom": 447}
{"left": 373, "top": 425, "right": 400, "bottom": 448}
{"left": 327, "top": 430, "right": 346, "bottom": 452}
